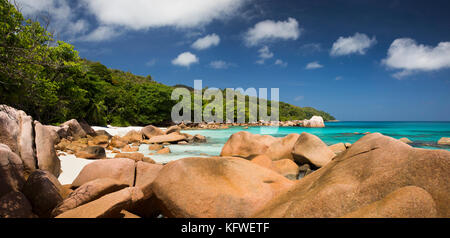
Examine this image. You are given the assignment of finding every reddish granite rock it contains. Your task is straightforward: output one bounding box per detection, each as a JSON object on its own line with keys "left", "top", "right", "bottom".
{"left": 152, "top": 157, "right": 294, "bottom": 218}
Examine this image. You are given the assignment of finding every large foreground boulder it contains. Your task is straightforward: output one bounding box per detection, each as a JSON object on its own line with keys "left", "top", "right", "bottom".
{"left": 0, "top": 144, "right": 25, "bottom": 197}
{"left": 0, "top": 105, "right": 36, "bottom": 172}
{"left": 220, "top": 131, "right": 278, "bottom": 159}
{"left": 22, "top": 170, "right": 63, "bottom": 218}
{"left": 302, "top": 116, "right": 325, "bottom": 128}
{"left": 152, "top": 157, "right": 294, "bottom": 218}
{"left": 34, "top": 121, "right": 61, "bottom": 177}
{"left": 56, "top": 187, "right": 143, "bottom": 218}
{"left": 128, "top": 162, "right": 164, "bottom": 218}
{"left": 71, "top": 158, "right": 136, "bottom": 188}
{"left": 291, "top": 132, "right": 335, "bottom": 168}
{"left": 0, "top": 191, "right": 35, "bottom": 218}
{"left": 264, "top": 134, "right": 300, "bottom": 161}
{"left": 342, "top": 186, "right": 437, "bottom": 218}
{"left": 254, "top": 133, "right": 450, "bottom": 218}
{"left": 52, "top": 178, "right": 129, "bottom": 217}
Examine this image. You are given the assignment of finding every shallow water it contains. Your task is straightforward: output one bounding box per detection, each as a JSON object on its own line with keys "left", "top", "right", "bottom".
{"left": 144, "top": 121, "right": 450, "bottom": 163}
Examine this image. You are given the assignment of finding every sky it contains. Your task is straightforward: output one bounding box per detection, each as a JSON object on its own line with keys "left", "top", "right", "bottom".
{"left": 15, "top": 0, "right": 450, "bottom": 121}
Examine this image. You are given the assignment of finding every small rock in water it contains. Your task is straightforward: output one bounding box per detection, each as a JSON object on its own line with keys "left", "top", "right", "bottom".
{"left": 437, "top": 137, "right": 450, "bottom": 145}
{"left": 399, "top": 137, "right": 413, "bottom": 144}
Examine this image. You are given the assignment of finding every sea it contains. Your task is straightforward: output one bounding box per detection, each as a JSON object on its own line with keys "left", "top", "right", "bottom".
{"left": 139, "top": 121, "right": 450, "bottom": 163}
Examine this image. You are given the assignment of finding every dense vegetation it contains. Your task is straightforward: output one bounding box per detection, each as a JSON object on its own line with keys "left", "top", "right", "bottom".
{"left": 0, "top": 0, "right": 334, "bottom": 126}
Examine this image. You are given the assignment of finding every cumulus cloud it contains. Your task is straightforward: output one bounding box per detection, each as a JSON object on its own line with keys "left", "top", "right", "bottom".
{"left": 210, "top": 60, "right": 233, "bottom": 69}
{"left": 294, "top": 96, "right": 304, "bottom": 102}
{"left": 305, "top": 61, "right": 323, "bottom": 70}
{"left": 245, "top": 18, "right": 301, "bottom": 46}
{"left": 192, "top": 34, "right": 220, "bottom": 50}
{"left": 172, "top": 52, "right": 199, "bottom": 67}
{"left": 256, "top": 46, "right": 274, "bottom": 64}
{"left": 145, "top": 59, "right": 157, "bottom": 67}
{"left": 330, "top": 33, "right": 377, "bottom": 56}
{"left": 275, "top": 59, "right": 287, "bottom": 67}
{"left": 15, "top": 0, "right": 249, "bottom": 42}
{"left": 81, "top": 0, "right": 248, "bottom": 30}
{"left": 382, "top": 38, "right": 450, "bottom": 79}
{"left": 15, "top": 0, "right": 89, "bottom": 39}
{"left": 78, "top": 26, "right": 122, "bottom": 42}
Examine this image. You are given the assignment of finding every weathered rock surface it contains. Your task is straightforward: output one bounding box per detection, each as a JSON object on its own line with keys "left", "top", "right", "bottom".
{"left": 329, "top": 143, "right": 347, "bottom": 154}
{"left": 61, "top": 119, "right": 87, "bottom": 140}
{"left": 0, "top": 105, "right": 36, "bottom": 172}
{"left": 0, "top": 191, "right": 35, "bottom": 218}
{"left": 254, "top": 133, "right": 450, "bottom": 218}
{"left": 127, "top": 162, "right": 164, "bottom": 218}
{"left": 122, "top": 130, "right": 143, "bottom": 144}
{"left": 165, "top": 125, "right": 181, "bottom": 135}
{"left": 291, "top": 132, "right": 335, "bottom": 168}
{"left": 110, "top": 136, "right": 127, "bottom": 149}
{"left": 148, "top": 133, "right": 187, "bottom": 144}
{"left": 75, "top": 146, "right": 106, "bottom": 160}
{"left": 52, "top": 178, "right": 129, "bottom": 217}
{"left": 302, "top": 116, "right": 325, "bottom": 128}
{"left": 148, "top": 144, "right": 164, "bottom": 151}
{"left": 272, "top": 159, "right": 300, "bottom": 180}
{"left": 22, "top": 170, "right": 63, "bottom": 218}
{"left": 265, "top": 134, "right": 300, "bottom": 161}
{"left": 71, "top": 158, "right": 136, "bottom": 188}
{"left": 34, "top": 121, "right": 61, "bottom": 177}
{"left": 193, "top": 134, "right": 207, "bottom": 143}
{"left": 121, "top": 145, "right": 139, "bottom": 152}
{"left": 114, "top": 153, "right": 145, "bottom": 162}
{"left": 0, "top": 144, "right": 25, "bottom": 197}
{"left": 220, "top": 131, "right": 278, "bottom": 159}
{"left": 438, "top": 137, "right": 450, "bottom": 145}
{"left": 152, "top": 157, "right": 294, "bottom": 218}
{"left": 399, "top": 137, "right": 413, "bottom": 144}
{"left": 157, "top": 147, "right": 170, "bottom": 154}
{"left": 141, "top": 125, "right": 164, "bottom": 139}
{"left": 342, "top": 186, "right": 438, "bottom": 218}
{"left": 56, "top": 187, "right": 143, "bottom": 218}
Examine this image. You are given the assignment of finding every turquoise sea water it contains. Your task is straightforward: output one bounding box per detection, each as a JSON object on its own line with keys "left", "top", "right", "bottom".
{"left": 144, "top": 122, "right": 450, "bottom": 163}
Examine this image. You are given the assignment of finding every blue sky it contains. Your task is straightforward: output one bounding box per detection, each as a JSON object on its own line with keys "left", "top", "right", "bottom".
{"left": 17, "top": 0, "right": 450, "bottom": 121}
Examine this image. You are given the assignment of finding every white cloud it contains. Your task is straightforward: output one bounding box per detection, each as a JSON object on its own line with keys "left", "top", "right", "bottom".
{"left": 16, "top": 0, "right": 249, "bottom": 42}
{"left": 330, "top": 33, "right": 377, "bottom": 56}
{"left": 192, "top": 34, "right": 220, "bottom": 50}
{"left": 294, "top": 96, "right": 304, "bottom": 102}
{"left": 275, "top": 59, "right": 287, "bottom": 67}
{"left": 305, "top": 61, "right": 323, "bottom": 70}
{"left": 15, "top": 0, "right": 89, "bottom": 39}
{"left": 245, "top": 18, "right": 301, "bottom": 46}
{"left": 210, "top": 60, "right": 233, "bottom": 69}
{"left": 382, "top": 38, "right": 450, "bottom": 79}
{"left": 335, "top": 76, "right": 343, "bottom": 81}
{"left": 172, "top": 52, "right": 199, "bottom": 67}
{"left": 256, "top": 46, "right": 274, "bottom": 64}
{"left": 78, "top": 26, "right": 122, "bottom": 42}
{"left": 81, "top": 0, "right": 248, "bottom": 30}
{"left": 145, "top": 59, "right": 157, "bottom": 67}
